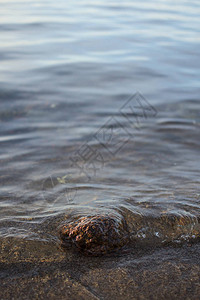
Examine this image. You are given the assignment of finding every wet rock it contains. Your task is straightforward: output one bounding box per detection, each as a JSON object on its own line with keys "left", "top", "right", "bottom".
{"left": 60, "top": 215, "right": 129, "bottom": 256}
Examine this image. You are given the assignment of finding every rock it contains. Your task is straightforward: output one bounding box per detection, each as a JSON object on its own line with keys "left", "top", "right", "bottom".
{"left": 60, "top": 215, "right": 129, "bottom": 256}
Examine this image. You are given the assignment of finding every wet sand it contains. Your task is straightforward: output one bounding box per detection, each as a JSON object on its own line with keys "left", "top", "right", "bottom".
{"left": 1, "top": 237, "right": 200, "bottom": 300}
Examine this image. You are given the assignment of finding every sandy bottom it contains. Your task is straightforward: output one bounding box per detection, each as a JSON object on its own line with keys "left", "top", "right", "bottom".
{"left": 0, "top": 237, "right": 200, "bottom": 300}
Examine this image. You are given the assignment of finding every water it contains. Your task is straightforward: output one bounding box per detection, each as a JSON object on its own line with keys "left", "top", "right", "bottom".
{"left": 0, "top": 0, "right": 200, "bottom": 298}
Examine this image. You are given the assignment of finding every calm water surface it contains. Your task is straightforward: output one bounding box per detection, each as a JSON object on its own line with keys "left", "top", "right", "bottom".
{"left": 0, "top": 0, "right": 200, "bottom": 297}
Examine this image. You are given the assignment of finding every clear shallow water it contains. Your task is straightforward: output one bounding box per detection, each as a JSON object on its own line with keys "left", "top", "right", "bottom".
{"left": 0, "top": 0, "right": 200, "bottom": 253}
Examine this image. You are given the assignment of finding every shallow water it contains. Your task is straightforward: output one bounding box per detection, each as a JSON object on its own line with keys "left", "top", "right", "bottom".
{"left": 0, "top": 0, "right": 200, "bottom": 298}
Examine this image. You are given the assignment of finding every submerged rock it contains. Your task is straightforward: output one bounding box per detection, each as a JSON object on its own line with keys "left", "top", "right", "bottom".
{"left": 60, "top": 215, "right": 129, "bottom": 256}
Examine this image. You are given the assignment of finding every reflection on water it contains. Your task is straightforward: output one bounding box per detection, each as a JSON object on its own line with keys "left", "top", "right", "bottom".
{"left": 0, "top": 0, "right": 200, "bottom": 252}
